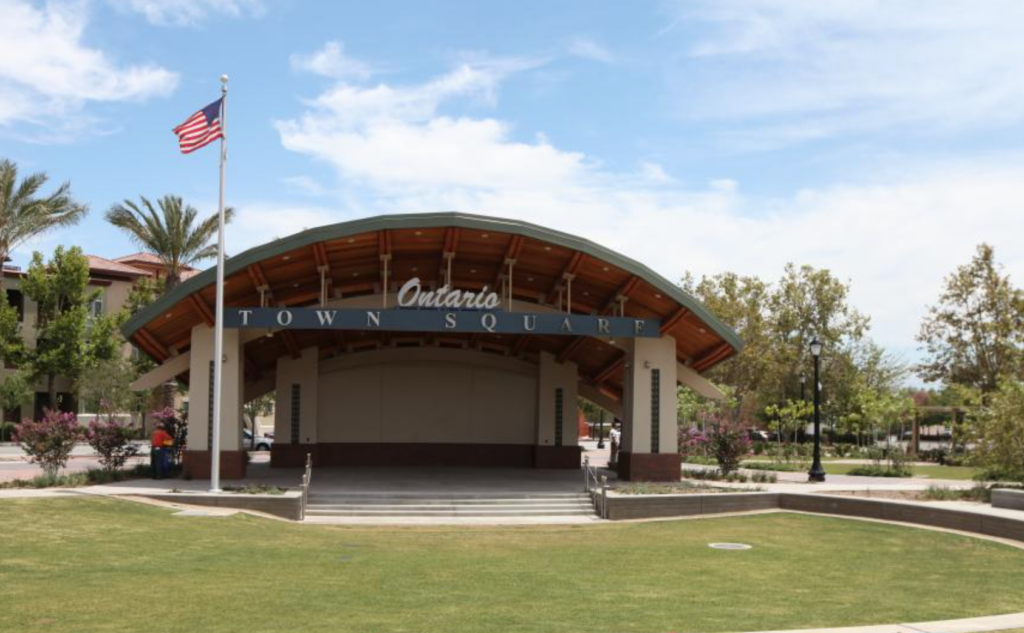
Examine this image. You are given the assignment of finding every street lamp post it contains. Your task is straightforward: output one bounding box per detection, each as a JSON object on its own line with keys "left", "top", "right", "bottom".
{"left": 808, "top": 338, "right": 826, "bottom": 483}
{"left": 597, "top": 409, "right": 605, "bottom": 449}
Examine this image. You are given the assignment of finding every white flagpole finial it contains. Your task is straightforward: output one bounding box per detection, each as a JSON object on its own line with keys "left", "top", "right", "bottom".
{"left": 220, "top": 74, "right": 229, "bottom": 85}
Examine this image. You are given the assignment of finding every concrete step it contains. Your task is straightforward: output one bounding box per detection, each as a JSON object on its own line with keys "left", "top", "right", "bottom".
{"left": 306, "top": 496, "right": 591, "bottom": 506}
{"left": 308, "top": 502, "right": 592, "bottom": 511}
{"left": 305, "top": 507, "right": 596, "bottom": 517}
{"left": 307, "top": 492, "right": 589, "bottom": 502}
{"left": 304, "top": 491, "right": 598, "bottom": 520}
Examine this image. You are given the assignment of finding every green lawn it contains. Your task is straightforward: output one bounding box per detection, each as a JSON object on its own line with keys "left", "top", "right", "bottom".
{"left": 743, "top": 460, "right": 980, "bottom": 480}
{"left": 3, "top": 497, "right": 1024, "bottom": 633}
{"left": 820, "top": 462, "right": 979, "bottom": 480}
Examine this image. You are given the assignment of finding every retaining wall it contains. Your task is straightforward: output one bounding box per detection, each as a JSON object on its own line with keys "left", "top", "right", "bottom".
{"left": 605, "top": 491, "right": 1024, "bottom": 544}
{"left": 993, "top": 489, "right": 1024, "bottom": 512}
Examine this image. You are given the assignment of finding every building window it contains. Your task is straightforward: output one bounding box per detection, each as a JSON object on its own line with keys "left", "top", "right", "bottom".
{"left": 554, "top": 387, "right": 564, "bottom": 447}
{"left": 5, "top": 289, "right": 23, "bottom": 322}
{"left": 89, "top": 295, "right": 104, "bottom": 318}
{"left": 207, "top": 361, "right": 215, "bottom": 450}
{"left": 650, "top": 368, "right": 661, "bottom": 454}
{"left": 290, "top": 384, "right": 301, "bottom": 444}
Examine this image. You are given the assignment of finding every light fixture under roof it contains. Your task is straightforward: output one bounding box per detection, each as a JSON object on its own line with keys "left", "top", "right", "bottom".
{"left": 283, "top": 255, "right": 291, "bottom": 261}
{"left": 470, "top": 269, "right": 477, "bottom": 274}
{"left": 655, "top": 293, "right": 662, "bottom": 299}
{"left": 411, "top": 266, "right": 418, "bottom": 271}
{"left": 481, "top": 233, "right": 489, "bottom": 238}
{"left": 347, "top": 238, "right": 355, "bottom": 244}
{"left": 414, "top": 230, "right": 422, "bottom": 236}
{"left": 602, "top": 266, "right": 609, "bottom": 272}
{"left": 352, "top": 272, "right": 358, "bottom": 277}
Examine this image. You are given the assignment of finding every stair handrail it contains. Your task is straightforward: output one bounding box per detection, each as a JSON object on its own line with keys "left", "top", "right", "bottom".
{"left": 300, "top": 453, "right": 312, "bottom": 520}
{"left": 583, "top": 456, "right": 606, "bottom": 517}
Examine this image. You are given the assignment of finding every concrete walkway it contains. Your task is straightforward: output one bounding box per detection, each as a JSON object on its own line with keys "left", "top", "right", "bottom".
{"left": 742, "top": 610, "right": 1024, "bottom": 633}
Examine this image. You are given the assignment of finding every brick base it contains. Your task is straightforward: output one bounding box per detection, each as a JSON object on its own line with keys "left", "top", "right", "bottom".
{"left": 533, "top": 445, "right": 582, "bottom": 469}
{"left": 617, "top": 451, "right": 681, "bottom": 481}
{"left": 271, "top": 444, "right": 314, "bottom": 468}
{"left": 182, "top": 450, "right": 247, "bottom": 480}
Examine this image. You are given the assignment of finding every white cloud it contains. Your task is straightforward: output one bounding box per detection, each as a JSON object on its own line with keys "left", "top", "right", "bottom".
{"left": 0, "top": 0, "right": 177, "bottom": 133}
{"left": 109, "top": 0, "right": 264, "bottom": 26}
{"left": 290, "top": 41, "right": 374, "bottom": 80}
{"left": 567, "top": 36, "right": 614, "bottom": 63}
{"left": 665, "top": 0, "right": 1024, "bottom": 145}
{"left": 274, "top": 58, "right": 1024, "bottom": 364}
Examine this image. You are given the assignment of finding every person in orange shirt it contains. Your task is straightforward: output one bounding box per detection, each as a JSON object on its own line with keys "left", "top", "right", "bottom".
{"left": 151, "top": 423, "right": 174, "bottom": 480}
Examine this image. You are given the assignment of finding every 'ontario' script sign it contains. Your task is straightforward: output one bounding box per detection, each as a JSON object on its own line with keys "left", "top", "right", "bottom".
{"left": 397, "top": 277, "right": 501, "bottom": 310}
{"left": 224, "top": 307, "right": 660, "bottom": 338}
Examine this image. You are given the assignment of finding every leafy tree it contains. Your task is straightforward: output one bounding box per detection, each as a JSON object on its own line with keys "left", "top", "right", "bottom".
{"left": 764, "top": 398, "right": 813, "bottom": 454}
{"left": 0, "top": 159, "right": 87, "bottom": 295}
{"left": 918, "top": 244, "right": 1024, "bottom": 394}
{"left": 0, "top": 369, "right": 32, "bottom": 438}
{"left": 244, "top": 392, "right": 276, "bottom": 432}
{"left": 683, "top": 263, "right": 870, "bottom": 431}
{"left": 21, "top": 247, "right": 119, "bottom": 406}
{"left": 970, "top": 379, "right": 1024, "bottom": 482}
{"left": 0, "top": 298, "right": 24, "bottom": 369}
{"left": 105, "top": 195, "right": 234, "bottom": 291}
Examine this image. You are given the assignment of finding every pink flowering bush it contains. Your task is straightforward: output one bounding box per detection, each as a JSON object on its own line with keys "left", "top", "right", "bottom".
{"left": 86, "top": 415, "right": 140, "bottom": 472}
{"left": 13, "top": 409, "right": 82, "bottom": 478}
{"left": 702, "top": 416, "right": 752, "bottom": 475}
{"left": 678, "top": 427, "right": 707, "bottom": 459}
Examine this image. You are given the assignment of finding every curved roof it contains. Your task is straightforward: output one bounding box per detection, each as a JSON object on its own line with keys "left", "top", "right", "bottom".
{"left": 123, "top": 212, "right": 741, "bottom": 398}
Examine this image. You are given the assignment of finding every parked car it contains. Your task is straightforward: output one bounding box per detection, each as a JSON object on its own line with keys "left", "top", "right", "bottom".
{"left": 243, "top": 429, "right": 274, "bottom": 451}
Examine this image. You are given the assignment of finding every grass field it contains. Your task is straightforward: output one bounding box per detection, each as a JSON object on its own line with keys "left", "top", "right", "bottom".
{"left": 743, "top": 460, "right": 980, "bottom": 480}
{"left": 3, "top": 497, "right": 1024, "bottom": 633}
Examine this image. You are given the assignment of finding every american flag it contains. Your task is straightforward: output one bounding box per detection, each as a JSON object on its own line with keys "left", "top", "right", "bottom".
{"left": 173, "top": 98, "right": 223, "bottom": 154}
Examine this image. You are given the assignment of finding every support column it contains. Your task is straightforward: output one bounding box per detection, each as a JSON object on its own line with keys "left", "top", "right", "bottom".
{"left": 618, "top": 335, "right": 680, "bottom": 481}
{"left": 271, "top": 347, "right": 319, "bottom": 467}
{"left": 183, "top": 324, "right": 246, "bottom": 479}
{"left": 534, "top": 351, "right": 581, "bottom": 468}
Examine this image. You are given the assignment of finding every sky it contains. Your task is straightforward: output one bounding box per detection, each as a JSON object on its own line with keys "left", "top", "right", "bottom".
{"left": 2, "top": 0, "right": 1023, "bottom": 378}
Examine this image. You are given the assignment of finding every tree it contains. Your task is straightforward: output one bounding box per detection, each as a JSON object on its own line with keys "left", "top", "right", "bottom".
{"left": 105, "top": 195, "right": 234, "bottom": 291}
{"left": 244, "top": 392, "right": 275, "bottom": 432}
{"left": 970, "top": 379, "right": 1024, "bottom": 482}
{"left": 21, "top": 247, "right": 119, "bottom": 406}
{"left": 0, "top": 159, "right": 87, "bottom": 295}
{"left": 918, "top": 244, "right": 1024, "bottom": 394}
{"left": 682, "top": 264, "right": 870, "bottom": 430}
{"left": 0, "top": 296, "right": 24, "bottom": 370}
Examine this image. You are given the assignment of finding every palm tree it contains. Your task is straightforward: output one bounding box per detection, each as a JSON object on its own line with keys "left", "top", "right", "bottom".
{"left": 105, "top": 195, "right": 235, "bottom": 292}
{"left": 0, "top": 159, "right": 88, "bottom": 294}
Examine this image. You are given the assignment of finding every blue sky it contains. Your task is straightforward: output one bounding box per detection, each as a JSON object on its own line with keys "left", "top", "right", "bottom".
{"left": 2, "top": 0, "right": 1023, "bottom": 371}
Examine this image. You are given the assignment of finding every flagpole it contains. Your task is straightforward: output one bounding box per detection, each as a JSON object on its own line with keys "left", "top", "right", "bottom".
{"left": 210, "top": 74, "right": 229, "bottom": 493}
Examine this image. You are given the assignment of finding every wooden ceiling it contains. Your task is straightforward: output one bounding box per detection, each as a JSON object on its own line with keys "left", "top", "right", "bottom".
{"left": 124, "top": 213, "right": 741, "bottom": 403}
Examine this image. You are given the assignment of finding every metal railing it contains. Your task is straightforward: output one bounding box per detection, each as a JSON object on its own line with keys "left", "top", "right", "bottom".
{"left": 299, "top": 453, "right": 312, "bottom": 520}
{"left": 583, "top": 456, "right": 610, "bottom": 519}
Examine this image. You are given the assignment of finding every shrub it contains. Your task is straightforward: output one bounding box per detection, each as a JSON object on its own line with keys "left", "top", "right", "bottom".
{"left": 12, "top": 410, "right": 81, "bottom": 478}
{"left": 703, "top": 418, "right": 751, "bottom": 475}
{"left": 86, "top": 417, "right": 140, "bottom": 471}
{"left": 0, "top": 421, "right": 17, "bottom": 442}
{"left": 0, "top": 464, "right": 152, "bottom": 489}
{"left": 846, "top": 464, "right": 911, "bottom": 478}
{"left": 678, "top": 427, "right": 707, "bottom": 460}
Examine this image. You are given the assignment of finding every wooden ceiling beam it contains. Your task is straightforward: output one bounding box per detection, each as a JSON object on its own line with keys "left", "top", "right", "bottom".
{"left": 592, "top": 355, "right": 624, "bottom": 385}
{"left": 556, "top": 335, "right": 587, "bottom": 363}
{"left": 545, "top": 251, "right": 583, "bottom": 304}
{"left": 601, "top": 275, "right": 640, "bottom": 315}
{"left": 660, "top": 306, "right": 691, "bottom": 335}
{"left": 135, "top": 327, "right": 169, "bottom": 361}
{"left": 493, "top": 235, "right": 524, "bottom": 289}
{"left": 189, "top": 293, "right": 215, "bottom": 328}
{"left": 693, "top": 342, "right": 733, "bottom": 371}
{"left": 512, "top": 334, "right": 531, "bottom": 356}
{"left": 280, "top": 330, "right": 301, "bottom": 359}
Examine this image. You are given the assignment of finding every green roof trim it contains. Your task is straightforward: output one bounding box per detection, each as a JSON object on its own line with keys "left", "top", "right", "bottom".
{"left": 121, "top": 211, "right": 743, "bottom": 353}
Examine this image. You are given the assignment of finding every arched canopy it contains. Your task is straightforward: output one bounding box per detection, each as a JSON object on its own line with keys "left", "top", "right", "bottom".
{"left": 122, "top": 212, "right": 742, "bottom": 400}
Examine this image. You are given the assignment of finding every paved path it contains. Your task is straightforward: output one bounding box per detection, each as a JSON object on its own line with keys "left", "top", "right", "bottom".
{"left": 743, "top": 610, "right": 1024, "bottom": 633}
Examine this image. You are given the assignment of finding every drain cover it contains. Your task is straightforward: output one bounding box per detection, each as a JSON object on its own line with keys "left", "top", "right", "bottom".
{"left": 708, "top": 543, "right": 752, "bottom": 550}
